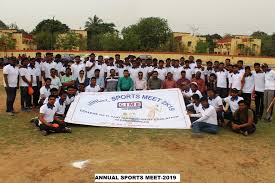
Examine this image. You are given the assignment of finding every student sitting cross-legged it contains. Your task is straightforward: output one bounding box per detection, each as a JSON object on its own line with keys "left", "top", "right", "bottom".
{"left": 188, "top": 97, "right": 218, "bottom": 137}
{"left": 231, "top": 100, "right": 256, "bottom": 136}
{"left": 38, "top": 95, "right": 72, "bottom": 136}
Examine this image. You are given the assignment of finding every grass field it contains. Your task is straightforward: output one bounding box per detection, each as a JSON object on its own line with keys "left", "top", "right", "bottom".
{"left": 0, "top": 71, "right": 275, "bottom": 183}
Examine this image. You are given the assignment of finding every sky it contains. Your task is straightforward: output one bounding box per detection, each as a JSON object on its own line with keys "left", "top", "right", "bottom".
{"left": 1, "top": 0, "right": 275, "bottom": 35}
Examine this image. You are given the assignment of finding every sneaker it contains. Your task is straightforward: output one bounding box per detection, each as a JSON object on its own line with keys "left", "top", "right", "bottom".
{"left": 191, "top": 133, "right": 203, "bottom": 138}
{"left": 7, "top": 112, "right": 14, "bottom": 116}
{"left": 241, "top": 131, "right": 249, "bottom": 136}
{"left": 65, "top": 127, "right": 72, "bottom": 133}
{"left": 41, "top": 130, "right": 49, "bottom": 136}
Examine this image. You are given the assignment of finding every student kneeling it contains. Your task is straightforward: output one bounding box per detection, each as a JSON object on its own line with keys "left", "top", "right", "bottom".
{"left": 38, "top": 95, "right": 72, "bottom": 136}
{"left": 189, "top": 97, "right": 218, "bottom": 137}
{"left": 231, "top": 100, "right": 256, "bottom": 136}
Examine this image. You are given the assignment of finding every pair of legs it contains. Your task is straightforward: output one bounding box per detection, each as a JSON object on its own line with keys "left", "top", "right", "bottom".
{"left": 263, "top": 90, "right": 275, "bottom": 121}
{"left": 255, "top": 91, "right": 264, "bottom": 118}
{"left": 39, "top": 121, "right": 70, "bottom": 134}
{"left": 5, "top": 87, "right": 17, "bottom": 113}
{"left": 20, "top": 86, "right": 31, "bottom": 110}
{"left": 192, "top": 122, "right": 218, "bottom": 134}
{"left": 231, "top": 123, "right": 256, "bottom": 135}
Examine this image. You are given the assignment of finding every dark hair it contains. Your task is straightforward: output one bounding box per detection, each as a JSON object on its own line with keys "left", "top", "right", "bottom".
{"left": 50, "top": 88, "right": 58, "bottom": 93}
{"left": 66, "top": 67, "right": 71, "bottom": 71}
{"left": 90, "top": 53, "right": 95, "bottom": 56}
{"left": 123, "top": 69, "right": 129, "bottom": 72}
{"left": 191, "top": 94, "right": 200, "bottom": 101}
{"left": 153, "top": 71, "right": 158, "bottom": 74}
{"left": 238, "top": 100, "right": 247, "bottom": 105}
{"left": 219, "top": 62, "right": 224, "bottom": 65}
{"left": 95, "top": 69, "right": 100, "bottom": 72}
{"left": 231, "top": 88, "right": 239, "bottom": 93}
{"left": 237, "top": 60, "right": 244, "bottom": 64}
{"left": 206, "top": 61, "right": 213, "bottom": 64}
{"left": 91, "top": 77, "right": 96, "bottom": 80}
{"left": 115, "top": 54, "right": 120, "bottom": 57}
{"left": 233, "top": 64, "right": 238, "bottom": 68}
{"left": 75, "top": 55, "right": 80, "bottom": 58}
{"left": 196, "top": 59, "right": 202, "bottom": 63}
{"left": 36, "top": 52, "right": 41, "bottom": 56}
{"left": 67, "top": 86, "right": 75, "bottom": 90}
{"left": 21, "top": 57, "right": 29, "bottom": 62}
{"left": 98, "top": 55, "right": 103, "bottom": 58}
{"left": 45, "top": 78, "right": 52, "bottom": 82}
{"left": 200, "top": 96, "right": 208, "bottom": 102}
{"left": 48, "top": 95, "right": 56, "bottom": 100}
{"left": 254, "top": 63, "right": 260, "bottom": 67}
{"left": 159, "top": 60, "right": 164, "bottom": 63}
{"left": 209, "top": 73, "right": 216, "bottom": 78}
{"left": 55, "top": 54, "right": 61, "bottom": 59}
{"left": 181, "top": 70, "right": 186, "bottom": 74}
{"left": 138, "top": 71, "right": 143, "bottom": 75}
{"left": 245, "top": 66, "right": 250, "bottom": 70}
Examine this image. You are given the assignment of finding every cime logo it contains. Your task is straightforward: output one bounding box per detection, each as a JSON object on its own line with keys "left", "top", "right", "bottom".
{"left": 117, "top": 101, "right": 142, "bottom": 109}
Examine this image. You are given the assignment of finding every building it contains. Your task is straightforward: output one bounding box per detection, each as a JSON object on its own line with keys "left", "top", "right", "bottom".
{"left": 0, "top": 29, "right": 37, "bottom": 50}
{"left": 56, "top": 29, "right": 87, "bottom": 51}
{"left": 214, "top": 35, "right": 261, "bottom": 56}
{"left": 173, "top": 32, "right": 207, "bottom": 53}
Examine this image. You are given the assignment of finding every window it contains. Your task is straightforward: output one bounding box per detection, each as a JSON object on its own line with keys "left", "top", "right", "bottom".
{"left": 187, "top": 41, "right": 192, "bottom": 47}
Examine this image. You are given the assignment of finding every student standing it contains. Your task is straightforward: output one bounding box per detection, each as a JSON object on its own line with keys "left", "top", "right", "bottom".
{"left": 3, "top": 57, "right": 19, "bottom": 115}
{"left": 240, "top": 66, "right": 254, "bottom": 108}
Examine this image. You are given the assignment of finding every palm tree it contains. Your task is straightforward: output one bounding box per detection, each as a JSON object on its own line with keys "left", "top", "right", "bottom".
{"left": 85, "top": 15, "right": 103, "bottom": 29}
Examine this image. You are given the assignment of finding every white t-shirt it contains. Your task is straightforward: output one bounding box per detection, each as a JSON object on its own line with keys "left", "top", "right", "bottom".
{"left": 216, "top": 70, "right": 228, "bottom": 88}
{"left": 192, "top": 67, "right": 205, "bottom": 80}
{"left": 172, "top": 66, "right": 184, "bottom": 81}
{"left": 183, "top": 67, "right": 193, "bottom": 81}
{"left": 85, "top": 85, "right": 101, "bottom": 92}
{"left": 153, "top": 68, "right": 167, "bottom": 81}
{"left": 130, "top": 67, "right": 142, "bottom": 81}
{"left": 208, "top": 96, "right": 223, "bottom": 111}
{"left": 19, "top": 67, "right": 32, "bottom": 87}
{"left": 71, "top": 63, "right": 85, "bottom": 80}
{"left": 228, "top": 72, "right": 234, "bottom": 88}
{"left": 192, "top": 90, "right": 203, "bottom": 98}
{"left": 54, "top": 99, "right": 66, "bottom": 115}
{"left": 41, "top": 62, "right": 57, "bottom": 78}
{"left": 3, "top": 64, "right": 19, "bottom": 87}
{"left": 117, "top": 67, "right": 126, "bottom": 78}
{"left": 139, "top": 66, "right": 149, "bottom": 80}
{"left": 231, "top": 72, "right": 243, "bottom": 90}
{"left": 39, "top": 86, "right": 51, "bottom": 102}
{"left": 106, "top": 65, "right": 118, "bottom": 77}
{"left": 242, "top": 75, "right": 255, "bottom": 93}
{"left": 39, "top": 104, "right": 57, "bottom": 124}
{"left": 264, "top": 70, "right": 275, "bottom": 90}
{"left": 182, "top": 88, "right": 193, "bottom": 98}
{"left": 50, "top": 76, "right": 62, "bottom": 89}
{"left": 193, "top": 105, "right": 218, "bottom": 125}
{"left": 28, "top": 67, "right": 40, "bottom": 86}
{"left": 224, "top": 96, "right": 244, "bottom": 113}
{"left": 86, "top": 60, "right": 96, "bottom": 78}
{"left": 252, "top": 71, "right": 265, "bottom": 92}
{"left": 189, "top": 62, "right": 197, "bottom": 70}
{"left": 95, "top": 63, "right": 107, "bottom": 78}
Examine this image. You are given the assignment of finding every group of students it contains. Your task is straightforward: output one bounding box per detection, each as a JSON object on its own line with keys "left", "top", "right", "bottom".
{"left": 2, "top": 52, "right": 275, "bottom": 136}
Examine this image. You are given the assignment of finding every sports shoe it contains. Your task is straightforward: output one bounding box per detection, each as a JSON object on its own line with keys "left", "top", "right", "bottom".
{"left": 65, "top": 127, "right": 72, "bottom": 133}
{"left": 7, "top": 112, "right": 14, "bottom": 116}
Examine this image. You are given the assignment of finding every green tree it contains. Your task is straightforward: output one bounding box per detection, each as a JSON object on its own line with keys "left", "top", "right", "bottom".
{"left": 55, "top": 32, "right": 82, "bottom": 50}
{"left": 85, "top": 15, "right": 117, "bottom": 50}
{"left": 98, "top": 32, "right": 123, "bottom": 51}
{"left": 205, "top": 34, "right": 222, "bottom": 53}
{"left": 122, "top": 17, "right": 171, "bottom": 51}
{"left": 121, "top": 25, "right": 141, "bottom": 51}
{"left": 0, "top": 20, "right": 8, "bottom": 29}
{"left": 159, "top": 33, "right": 184, "bottom": 52}
{"left": 251, "top": 31, "right": 275, "bottom": 56}
{"left": 0, "top": 34, "right": 16, "bottom": 50}
{"left": 195, "top": 41, "right": 209, "bottom": 53}
{"left": 32, "top": 19, "right": 70, "bottom": 50}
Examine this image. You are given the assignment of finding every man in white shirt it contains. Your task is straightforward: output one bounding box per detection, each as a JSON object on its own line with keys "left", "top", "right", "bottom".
{"left": 29, "top": 58, "right": 40, "bottom": 108}
{"left": 216, "top": 62, "right": 228, "bottom": 98}
{"left": 262, "top": 64, "right": 275, "bottom": 122}
{"left": 153, "top": 60, "right": 167, "bottom": 81}
{"left": 224, "top": 88, "right": 244, "bottom": 121}
{"left": 189, "top": 97, "right": 218, "bottom": 137}
{"left": 49, "top": 68, "right": 62, "bottom": 91}
{"left": 39, "top": 78, "right": 52, "bottom": 105}
{"left": 231, "top": 64, "right": 243, "bottom": 91}
{"left": 85, "top": 77, "right": 101, "bottom": 92}
{"left": 95, "top": 56, "right": 107, "bottom": 78}
{"left": 85, "top": 57, "right": 96, "bottom": 79}
{"left": 172, "top": 60, "right": 184, "bottom": 81}
{"left": 135, "top": 72, "right": 147, "bottom": 90}
{"left": 130, "top": 61, "right": 142, "bottom": 81}
{"left": 71, "top": 56, "right": 85, "bottom": 80}
{"left": 252, "top": 63, "right": 265, "bottom": 118}
{"left": 183, "top": 60, "right": 193, "bottom": 80}
{"left": 192, "top": 59, "right": 205, "bottom": 80}
{"left": 139, "top": 59, "right": 149, "bottom": 80}
{"left": 41, "top": 53, "right": 56, "bottom": 80}
{"left": 240, "top": 66, "right": 254, "bottom": 108}
{"left": 207, "top": 89, "right": 224, "bottom": 126}
{"left": 3, "top": 57, "right": 19, "bottom": 115}
{"left": 19, "top": 58, "right": 33, "bottom": 111}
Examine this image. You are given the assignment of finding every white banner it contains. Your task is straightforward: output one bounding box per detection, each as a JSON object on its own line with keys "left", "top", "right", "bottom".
{"left": 65, "top": 89, "right": 191, "bottom": 129}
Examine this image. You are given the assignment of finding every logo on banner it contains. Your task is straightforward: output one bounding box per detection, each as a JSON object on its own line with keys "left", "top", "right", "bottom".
{"left": 117, "top": 101, "right": 142, "bottom": 110}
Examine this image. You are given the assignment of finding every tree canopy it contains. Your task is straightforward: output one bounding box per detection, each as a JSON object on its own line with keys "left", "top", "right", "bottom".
{"left": 0, "top": 20, "right": 8, "bottom": 29}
